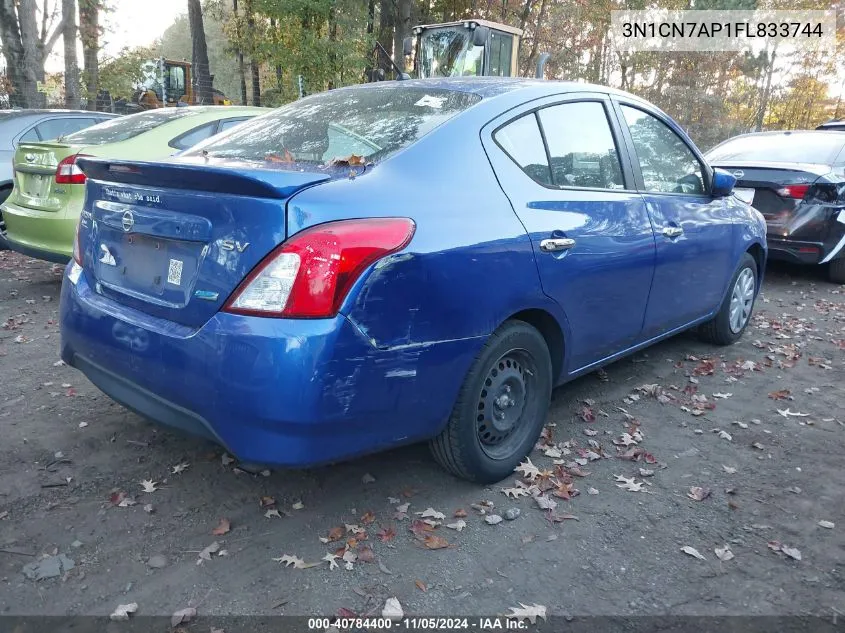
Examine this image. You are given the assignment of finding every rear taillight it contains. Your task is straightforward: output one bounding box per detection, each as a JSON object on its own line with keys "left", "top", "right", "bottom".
{"left": 223, "top": 218, "right": 415, "bottom": 318}
{"left": 55, "top": 154, "right": 90, "bottom": 185}
{"left": 72, "top": 215, "right": 83, "bottom": 266}
{"left": 776, "top": 184, "right": 810, "bottom": 200}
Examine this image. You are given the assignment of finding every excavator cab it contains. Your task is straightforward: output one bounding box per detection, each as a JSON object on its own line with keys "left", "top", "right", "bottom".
{"left": 405, "top": 20, "right": 522, "bottom": 79}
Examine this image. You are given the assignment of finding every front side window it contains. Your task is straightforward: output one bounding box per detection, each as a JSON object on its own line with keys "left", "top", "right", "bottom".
{"left": 494, "top": 113, "right": 551, "bottom": 185}
{"left": 538, "top": 101, "right": 625, "bottom": 190}
{"left": 186, "top": 86, "right": 481, "bottom": 165}
{"left": 621, "top": 105, "right": 705, "bottom": 195}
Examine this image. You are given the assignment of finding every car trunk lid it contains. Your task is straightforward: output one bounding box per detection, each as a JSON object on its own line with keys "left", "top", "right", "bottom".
{"left": 13, "top": 142, "right": 80, "bottom": 212}
{"left": 77, "top": 157, "right": 331, "bottom": 327}
{"left": 711, "top": 160, "right": 831, "bottom": 231}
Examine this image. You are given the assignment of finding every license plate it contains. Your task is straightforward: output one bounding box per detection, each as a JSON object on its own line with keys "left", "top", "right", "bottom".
{"left": 734, "top": 187, "right": 755, "bottom": 205}
{"left": 25, "top": 174, "right": 45, "bottom": 197}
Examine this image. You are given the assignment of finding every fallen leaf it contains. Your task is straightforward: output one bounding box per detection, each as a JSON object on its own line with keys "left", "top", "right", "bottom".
{"left": 687, "top": 487, "right": 711, "bottom": 502}
{"left": 264, "top": 509, "right": 282, "bottom": 519}
{"left": 272, "top": 553, "right": 319, "bottom": 569}
{"left": 514, "top": 458, "right": 541, "bottom": 481}
{"left": 171, "top": 462, "right": 190, "bottom": 474}
{"left": 781, "top": 545, "right": 802, "bottom": 561}
{"left": 382, "top": 597, "right": 404, "bottom": 620}
{"left": 196, "top": 541, "right": 220, "bottom": 565}
{"left": 117, "top": 496, "right": 136, "bottom": 507}
{"left": 751, "top": 442, "right": 765, "bottom": 450}
{"left": 768, "top": 389, "right": 792, "bottom": 400}
{"left": 587, "top": 487, "right": 599, "bottom": 495}
{"left": 485, "top": 514, "right": 503, "bottom": 525}
{"left": 819, "top": 520, "right": 835, "bottom": 529}
{"left": 505, "top": 603, "right": 547, "bottom": 624}
{"left": 778, "top": 408, "right": 809, "bottom": 418}
{"left": 109, "top": 603, "right": 138, "bottom": 621}
{"left": 534, "top": 495, "right": 557, "bottom": 510}
{"left": 139, "top": 479, "right": 158, "bottom": 493}
{"left": 614, "top": 475, "right": 644, "bottom": 492}
{"left": 421, "top": 534, "right": 450, "bottom": 549}
{"left": 170, "top": 607, "right": 196, "bottom": 627}
{"left": 143, "top": 504, "right": 154, "bottom": 513}
{"left": 722, "top": 465, "right": 737, "bottom": 474}
{"left": 719, "top": 431, "right": 732, "bottom": 441}
{"left": 357, "top": 545, "right": 375, "bottom": 563}
{"left": 360, "top": 511, "right": 376, "bottom": 525}
{"left": 259, "top": 496, "right": 275, "bottom": 507}
{"left": 502, "top": 487, "right": 530, "bottom": 499}
{"left": 361, "top": 473, "right": 376, "bottom": 484}
{"left": 638, "top": 468, "right": 655, "bottom": 477}
{"left": 409, "top": 519, "right": 435, "bottom": 537}
{"left": 453, "top": 508, "right": 468, "bottom": 518}
{"left": 211, "top": 518, "right": 231, "bottom": 536}
{"left": 416, "top": 507, "right": 445, "bottom": 520}
{"left": 415, "top": 579, "right": 427, "bottom": 592}
{"left": 713, "top": 392, "right": 732, "bottom": 399}
{"left": 446, "top": 519, "right": 466, "bottom": 531}
{"left": 377, "top": 526, "right": 396, "bottom": 543}
{"left": 681, "top": 546, "right": 706, "bottom": 560}
{"left": 543, "top": 446, "right": 562, "bottom": 458}
{"left": 323, "top": 553, "right": 339, "bottom": 570}
{"left": 291, "top": 501, "right": 304, "bottom": 510}
{"left": 715, "top": 545, "right": 734, "bottom": 561}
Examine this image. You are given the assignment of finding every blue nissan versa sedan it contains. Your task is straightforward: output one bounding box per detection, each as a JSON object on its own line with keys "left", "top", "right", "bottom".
{"left": 59, "top": 79, "right": 766, "bottom": 483}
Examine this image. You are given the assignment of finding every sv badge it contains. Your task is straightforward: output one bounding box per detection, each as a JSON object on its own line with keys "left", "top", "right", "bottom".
{"left": 220, "top": 239, "right": 250, "bottom": 253}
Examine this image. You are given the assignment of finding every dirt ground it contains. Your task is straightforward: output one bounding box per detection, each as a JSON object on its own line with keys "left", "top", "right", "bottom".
{"left": 1, "top": 249, "right": 844, "bottom": 622}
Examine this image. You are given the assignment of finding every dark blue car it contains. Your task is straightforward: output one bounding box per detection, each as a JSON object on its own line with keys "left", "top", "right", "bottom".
{"left": 59, "top": 79, "right": 766, "bottom": 483}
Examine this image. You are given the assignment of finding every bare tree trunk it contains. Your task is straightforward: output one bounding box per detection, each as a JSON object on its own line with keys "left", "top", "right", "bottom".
{"left": 188, "top": 0, "right": 213, "bottom": 104}
{"left": 232, "top": 0, "right": 247, "bottom": 104}
{"left": 0, "top": 0, "right": 37, "bottom": 107}
{"left": 18, "top": 0, "right": 47, "bottom": 106}
{"left": 377, "top": 0, "right": 393, "bottom": 56}
{"left": 62, "top": 0, "right": 80, "bottom": 108}
{"left": 392, "top": 0, "right": 411, "bottom": 67}
{"left": 243, "top": 0, "right": 260, "bottom": 105}
{"left": 517, "top": 0, "right": 534, "bottom": 31}
{"left": 78, "top": 0, "right": 99, "bottom": 110}
{"left": 754, "top": 43, "right": 777, "bottom": 132}
{"left": 524, "top": 0, "right": 547, "bottom": 76}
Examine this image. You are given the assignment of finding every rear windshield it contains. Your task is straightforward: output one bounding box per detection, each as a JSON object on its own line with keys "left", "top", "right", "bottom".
{"left": 185, "top": 86, "right": 482, "bottom": 164}
{"left": 61, "top": 109, "right": 195, "bottom": 145}
{"left": 707, "top": 133, "right": 845, "bottom": 165}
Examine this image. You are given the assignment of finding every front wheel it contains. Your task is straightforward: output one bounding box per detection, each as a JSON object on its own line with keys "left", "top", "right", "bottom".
{"left": 430, "top": 320, "right": 552, "bottom": 483}
{"left": 699, "top": 253, "right": 758, "bottom": 346}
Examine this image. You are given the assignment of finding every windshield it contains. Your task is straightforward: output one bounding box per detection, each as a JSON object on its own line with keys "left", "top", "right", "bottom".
{"left": 185, "top": 85, "right": 481, "bottom": 164}
{"left": 419, "top": 27, "right": 483, "bottom": 78}
{"left": 707, "top": 133, "right": 845, "bottom": 165}
{"left": 61, "top": 108, "right": 195, "bottom": 145}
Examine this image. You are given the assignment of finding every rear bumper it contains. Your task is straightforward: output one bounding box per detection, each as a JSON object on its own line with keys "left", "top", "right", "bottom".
{"left": 60, "top": 265, "right": 482, "bottom": 467}
{"left": 766, "top": 237, "right": 826, "bottom": 265}
{"left": 2, "top": 200, "right": 75, "bottom": 262}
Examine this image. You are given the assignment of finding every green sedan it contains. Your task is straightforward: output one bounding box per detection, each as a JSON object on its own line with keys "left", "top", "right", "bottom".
{"left": 1, "top": 105, "right": 267, "bottom": 263}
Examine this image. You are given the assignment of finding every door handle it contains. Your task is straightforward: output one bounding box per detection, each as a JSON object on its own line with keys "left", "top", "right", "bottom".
{"left": 539, "top": 237, "right": 576, "bottom": 253}
{"left": 662, "top": 226, "right": 684, "bottom": 238}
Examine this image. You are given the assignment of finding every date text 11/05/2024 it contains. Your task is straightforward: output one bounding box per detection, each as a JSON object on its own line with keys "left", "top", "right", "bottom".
{"left": 306, "top": 617, "right": 531, "bottom": 630}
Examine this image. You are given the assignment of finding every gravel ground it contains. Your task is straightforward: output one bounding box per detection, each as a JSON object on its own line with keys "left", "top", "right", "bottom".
{"left": 1, "top": 250, "right": 844, "bottom": 621}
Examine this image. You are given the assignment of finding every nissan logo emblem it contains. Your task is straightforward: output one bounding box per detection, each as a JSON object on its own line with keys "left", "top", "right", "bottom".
{"left": 122, "top": 210, "right": 134, "bottom": 232}
{"left": 731, "top": 170, "right": 744, "bottom": 179}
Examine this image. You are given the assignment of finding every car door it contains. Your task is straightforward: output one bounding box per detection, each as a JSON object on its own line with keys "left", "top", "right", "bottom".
{"left": 482, "top": 95, "right": 656, "bottom": 373}
{"left": 612, "top": 100, "right": 735, "bottom": 337}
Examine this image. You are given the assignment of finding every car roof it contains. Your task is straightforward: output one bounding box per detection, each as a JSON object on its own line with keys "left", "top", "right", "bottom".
{"left": 709, "top": 129, "right": 845, "bottom": 147}
{"left": 0, "top": 108, "right": 114, "bottom": 118}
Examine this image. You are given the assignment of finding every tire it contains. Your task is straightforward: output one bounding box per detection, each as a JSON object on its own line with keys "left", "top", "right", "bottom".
{"left": 430, "top": 320, "right": 552, "bottom": 483}
{"left": 828, "top": 258, "right": 845, "bottom": 285}
{"left": 699, "top": 253, "right": 758, "bottom": 346}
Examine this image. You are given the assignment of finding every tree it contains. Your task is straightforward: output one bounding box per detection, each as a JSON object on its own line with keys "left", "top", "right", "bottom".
{"left": 62, "top": 0, "right": 80, "bottom": 108}
{"left": 231, "top": 0, "right": 248, "bottom": 104}
{"left": 78, "top": 0, "right": 101, "bottom": 110}
{"left": 0, "top": 0, "right": 66, "bottom": 107}
{"left": 188, "top": 0, "right": 214, "bottom": 103}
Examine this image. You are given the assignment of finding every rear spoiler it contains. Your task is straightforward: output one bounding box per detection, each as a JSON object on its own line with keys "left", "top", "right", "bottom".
{"left": 78, "top": 157, "right": 331, "bottom": 199}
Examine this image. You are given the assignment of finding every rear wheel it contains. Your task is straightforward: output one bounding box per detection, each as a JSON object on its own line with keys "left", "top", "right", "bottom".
{"left": 699, "top": 253, "right": 757, "bottom": 345}
{"left": 828, "top": 258, "right": 845, "bottom": 284}
{"left": 0, "top": 186, "right": 11, "bottom": 246}
{"left": 430, "top": 320, "right": 552, "bottom": 483}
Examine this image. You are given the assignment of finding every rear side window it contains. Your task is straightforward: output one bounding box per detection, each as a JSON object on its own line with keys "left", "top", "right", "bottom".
{"left": 707, "top": 132, "right": 845, "bottom": 164}
{"left": 621, "top": 105, "right": 705, "bottom": 194}
{"left": 36, "top": 117, "right": 97, "bottom": 141}
{"left": 494, "top": 114, "right": 551, "bottom": 185}
{"left": 539, "top": 102, "right": 624, "bottom": 190}
{"left": 19, "top": 127, "right": 39, "bottom": 143}
{"left": 186, "top": 86, "right": 481, "bottom": 164}
{"left": 169, "top": 122, "right": 217, "bottom": 150}
{"left": 217, "top": 117, "right": 248, "bottom": 132}
{"left": 62, "top": 109, "right": 195, "bottom": 145}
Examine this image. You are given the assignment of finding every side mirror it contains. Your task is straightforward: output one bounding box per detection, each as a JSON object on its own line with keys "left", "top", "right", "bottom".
{"left": 403, "top": 36, "right": 413, "bottom": 57}
{"left": 711, "top": 168, "right": 737, "bottom": 198}
{"left": 472, "top": 26, "right": 489, "bottom": 47}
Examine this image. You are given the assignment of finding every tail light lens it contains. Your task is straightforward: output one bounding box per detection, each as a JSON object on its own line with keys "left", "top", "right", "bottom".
{"left": 55, "top": 154, "right": 90, "bottom": 185}
{"left": 776, "top": 184, "right": 810, "bottom": 200}
{"left": 223, "top": 218, "right": 415, "bottom": 318}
